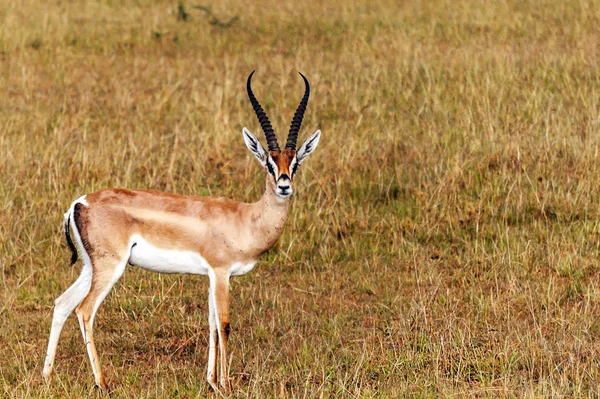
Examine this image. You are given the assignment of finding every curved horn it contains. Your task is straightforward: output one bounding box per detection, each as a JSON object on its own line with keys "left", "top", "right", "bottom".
{"left": 246, "top": 71, "right": 280, "bottom": 152}
{"left": 285, "top": 72, "right": 310, "bottom": 150}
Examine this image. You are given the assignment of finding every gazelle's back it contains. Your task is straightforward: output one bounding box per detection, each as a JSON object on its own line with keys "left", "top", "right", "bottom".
{"left": 74, "top": 188, "right": 257, "bottom": 268}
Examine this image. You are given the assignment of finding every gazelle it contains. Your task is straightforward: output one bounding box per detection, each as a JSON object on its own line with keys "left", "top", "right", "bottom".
{"left": 43, "top": 71, "right": 321, "bottom": 393}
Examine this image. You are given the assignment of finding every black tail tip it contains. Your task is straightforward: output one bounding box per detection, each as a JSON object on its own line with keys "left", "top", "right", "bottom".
{"left": 64, "top": 215, "right": 79, "bottom": 265}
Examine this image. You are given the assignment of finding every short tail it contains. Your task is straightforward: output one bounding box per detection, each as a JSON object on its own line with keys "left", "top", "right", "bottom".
{"left": 64, "top": 212, "right": 78, "bottom": 265}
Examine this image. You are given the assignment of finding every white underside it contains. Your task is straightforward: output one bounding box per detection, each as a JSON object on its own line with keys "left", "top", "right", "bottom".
{"left": 230, "top": 260, "right": 257, "bottom": 276}
{"left": 128, "top": 235, "right": 257, "bottom": 277}
{"left": 128, "top": 235, "right": 211, "bottom": 274}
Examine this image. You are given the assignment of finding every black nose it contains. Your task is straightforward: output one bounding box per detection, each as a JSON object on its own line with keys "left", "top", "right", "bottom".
{"left": 278, "top": 185, "right": 290, "bottom": 191}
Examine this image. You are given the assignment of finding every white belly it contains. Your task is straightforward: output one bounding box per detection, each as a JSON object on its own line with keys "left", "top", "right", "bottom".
{"left": 230, "top": 261, "right": 257, "bottom": 276}
{"left": 128, "top": 235, "right": 210, "bottom": 275}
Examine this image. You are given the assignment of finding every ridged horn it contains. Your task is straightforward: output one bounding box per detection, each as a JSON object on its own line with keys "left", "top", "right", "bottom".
{"left": 246, "top": 71, "right": 280, "bottom": 152}
{"left": 285, "top": 72, "right": 310, "bottom": 150}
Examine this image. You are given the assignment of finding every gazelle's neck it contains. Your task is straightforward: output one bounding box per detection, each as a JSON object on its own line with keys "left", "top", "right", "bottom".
{"left": 247, "top": 177, "right": 291, "bottom": 253}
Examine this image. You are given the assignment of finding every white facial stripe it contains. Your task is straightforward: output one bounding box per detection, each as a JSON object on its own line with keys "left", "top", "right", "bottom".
{"left": 290, "top": 158, "right": 299, "bottom": 176}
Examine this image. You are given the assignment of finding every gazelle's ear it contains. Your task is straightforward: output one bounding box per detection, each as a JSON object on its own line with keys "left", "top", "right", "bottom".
{"left": 290, "top": 130, "right": 321, "bottom": 178}
{"left": 295, "top": 130, "right": 321, "bottom": 164}
{"left": 242, "top": 127, "right": 267, "bottom": 165}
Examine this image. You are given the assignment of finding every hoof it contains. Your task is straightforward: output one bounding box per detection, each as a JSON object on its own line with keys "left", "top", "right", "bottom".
{"left": 207, "top": 371, "right": 220, "bottom": 392}
{"left": 220, "top": 379, "right": 232, "bottom": 393}
{"left": 42, "top": 367, "right": 54, "bottom": 381}
{"left": 94, "top": 382, "right": 111, "bottom": 394}
{"left": 208, "top": 379, "right": 219, "bottom": 393}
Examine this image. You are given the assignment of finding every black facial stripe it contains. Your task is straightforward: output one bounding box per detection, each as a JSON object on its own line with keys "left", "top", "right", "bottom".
{"left": 266, "top": 162, "right": 275, "bottom": 175}
{"left": 291, "top": 162, "right": 299, "bottom": 175}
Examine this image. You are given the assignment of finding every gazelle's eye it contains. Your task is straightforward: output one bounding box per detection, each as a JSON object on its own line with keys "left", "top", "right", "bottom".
{"left": 266, "top": 162, "right": 275, "bottom": 176}
{"left": 291, "top": 162, "right": 299, "bottom": 176}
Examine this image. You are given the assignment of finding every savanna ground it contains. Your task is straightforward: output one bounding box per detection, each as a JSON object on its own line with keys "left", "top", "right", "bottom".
{"left": 1, "top": 0, "right": 600, "bottom": 397}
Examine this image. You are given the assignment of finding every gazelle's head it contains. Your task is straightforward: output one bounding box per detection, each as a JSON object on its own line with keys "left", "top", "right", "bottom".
{"left": 243, "top": 71, "right": 321, "bottom": 200}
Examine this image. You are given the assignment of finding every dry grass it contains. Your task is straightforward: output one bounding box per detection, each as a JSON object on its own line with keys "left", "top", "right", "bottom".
{"left": 2, "top": 0, "right": 600, "bottom": 397}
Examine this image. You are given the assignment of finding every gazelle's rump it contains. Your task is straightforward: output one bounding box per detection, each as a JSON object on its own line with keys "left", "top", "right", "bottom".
{"left": 43, "top": 196, "right": 92, "bottom": 380}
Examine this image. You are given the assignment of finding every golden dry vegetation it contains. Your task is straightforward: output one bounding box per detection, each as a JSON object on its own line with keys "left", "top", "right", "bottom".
{"left": 2, "top": 0, "right": 600, "bottom": 397}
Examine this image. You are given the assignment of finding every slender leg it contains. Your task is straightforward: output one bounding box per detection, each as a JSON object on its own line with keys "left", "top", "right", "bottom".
{"left": 213, "top": 271, "right": 232, "bottom": 392}
{"left": 206, "top": 283, "right": 219, "bottom": 391}
{"left": 43, "top": 263, "right": 93, "bottom": 379}
{"left": 206, "top": 269, "right": 232, "bottom": 392}
{"left": 75, "top": 257, "right": 127, "bottom": 391}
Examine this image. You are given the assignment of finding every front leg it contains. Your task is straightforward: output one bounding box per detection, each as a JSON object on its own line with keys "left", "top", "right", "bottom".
{"left": 206, "top": 282, "right": 219, "bottom": 391}
{"left": 207, "top": 269, "right": 232, "bottom": 392}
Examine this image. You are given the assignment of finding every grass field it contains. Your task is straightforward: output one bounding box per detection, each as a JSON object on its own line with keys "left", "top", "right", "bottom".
{"left": 2, "top": 0, "right": 600, "bottom": 397}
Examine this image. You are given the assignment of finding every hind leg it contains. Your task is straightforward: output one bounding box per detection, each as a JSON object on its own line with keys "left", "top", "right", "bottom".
{"left": 75, "top": 256, "right": 127, "bottom": 391}
{"left": 43, "top": 263, "right": 92, "bottom": 380}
